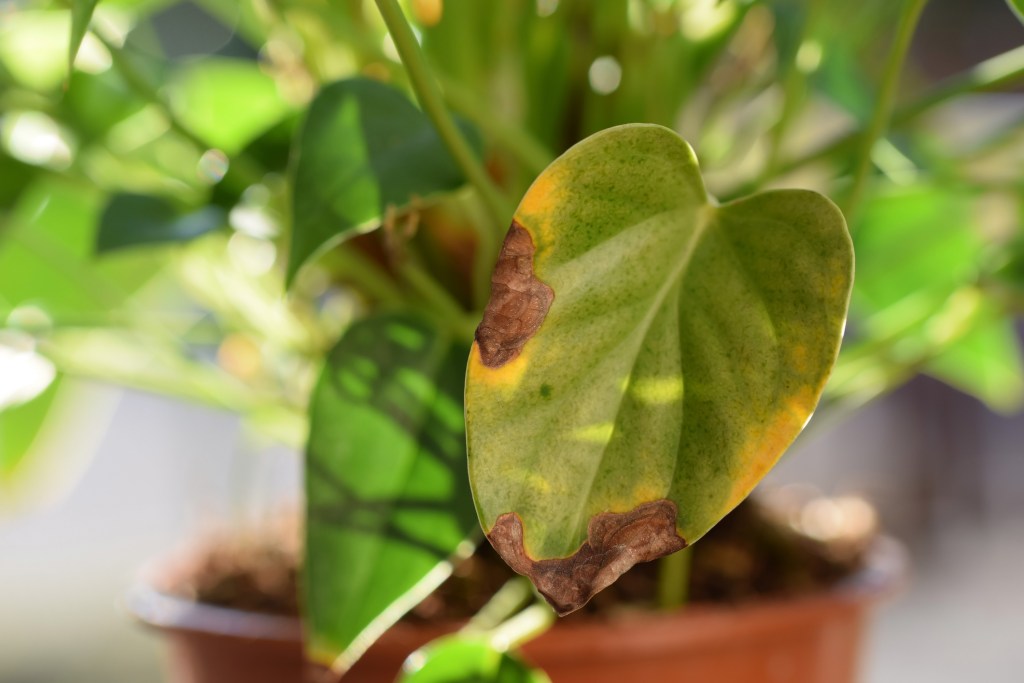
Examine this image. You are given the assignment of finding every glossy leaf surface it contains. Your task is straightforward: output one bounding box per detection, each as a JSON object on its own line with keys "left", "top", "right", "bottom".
{"left": 288, "top": 78, "right": 480, "bottom": 283}
{"left": 465, "top": 124, "right": 852, "bottom": 613}
{"left": 96, "top": 194, "right": 225, "bottom": 253}
{"left": 305, "top": 314, "right": 477, "bottom": 671}
{"left": 399, "top": 635, "right": 550, "bottom": 683}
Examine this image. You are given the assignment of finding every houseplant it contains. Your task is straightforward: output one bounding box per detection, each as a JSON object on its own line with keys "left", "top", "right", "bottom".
{"left": 2, "top": 0, "right": 1023, "bottom": 681}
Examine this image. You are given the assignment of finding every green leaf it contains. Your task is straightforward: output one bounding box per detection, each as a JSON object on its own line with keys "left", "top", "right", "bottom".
{"left": 0, "top": 179, "right": 164, "bottom": 317}
{"left": 95, "top": 193, "right": 226, "bottom": 253}
{"left": 0, "top": 372, "right": 60, "bottom": 487}
{"left": 399, "top": 635, "right": 550, "bottom": 683}
{"left": 69, "top": 0, "right": 99, "bottom": 73}
{"left": 305, "top": 313, "right": 477, "bottom": 671}
{"left": 1008, "top": 0, "right": 1024, "bottom": 23}
{"left": 167, "top": 57, "right": 292, "bottom": 155}
{"left": 288, "top": 78, "right": 481, "bottom": 284}
{"left": 465, "top": 124, "right": 852, "bottom": 614}
{"left": 926, "top": 312, "right": 1024, "bottom": 414}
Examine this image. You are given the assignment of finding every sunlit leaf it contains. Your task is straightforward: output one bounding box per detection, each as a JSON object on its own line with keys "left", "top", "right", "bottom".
{"left": 305, "top": 313, "right": 477, "bottom": 672}
{"left": 287, "top": 78, "right": 481, "bottom": 284}
{"left": 167, "top": 57, "right": 292, "bottom": 155}
{"left": 69, "top": 0, "right": 99, "bottom": 73}
{"left": 399, "top": 635, "right": 550, "bottom": 683}
{"left": 466, "top": 124, "right": 852, "bottom": 615}
{"left": 95, "top": 193, "right": 226, "bottom": 253}
{"left": 0, "top": 10, "right": 70, "bottom": 91}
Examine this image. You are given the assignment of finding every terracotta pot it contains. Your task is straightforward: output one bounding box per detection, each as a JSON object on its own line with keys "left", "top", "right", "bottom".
{"left": 128, "top": 538, "right": 905, "bottom": 683}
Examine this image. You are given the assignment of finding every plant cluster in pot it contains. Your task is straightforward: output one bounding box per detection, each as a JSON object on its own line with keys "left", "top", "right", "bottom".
{"left": 7, "top": 0, "right": 1024, "bottom": 682}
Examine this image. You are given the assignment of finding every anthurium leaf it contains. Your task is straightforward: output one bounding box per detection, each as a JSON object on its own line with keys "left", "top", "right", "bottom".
{"left": 287, "top": 78, "right": 481, "bottom": 284}
{"left": 305, "top": 313, "right": 477, "bottom": 672}
{"left": 399, "top": 635, "right": 550, "bottom": 683}
{"left": 95, "top": 193, "right": 226, "bottom": 253}
{"left": 465, "top": 124, "right": 852, "bottom": 615}
{"left": 69, "top": 0, "right": 99, "bottom": 73}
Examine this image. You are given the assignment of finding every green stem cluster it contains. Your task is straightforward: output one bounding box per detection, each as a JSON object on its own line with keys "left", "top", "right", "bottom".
{"left": 373, "top": 0, "right": 512, "bottom": 309}
{"left": 843, "top": 0, "right": 930, "bottom": 221}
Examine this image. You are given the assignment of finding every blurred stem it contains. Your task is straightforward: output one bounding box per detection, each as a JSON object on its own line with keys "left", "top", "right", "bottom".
{"left": 399, "top": 258, "right": 477, "bottom": 342}
{"left": 843, "top": 0, "right": 929, "bottom": 222}
{"left": 484, "top": 603, "right": 555, "bottom": 651}
{"left": 726, "top": 13, "right": 1024, "bottom": 201}
{"left": 761, "top": 0, "right": 826, "bottom": 181}
{"left": 464, "top": 577, "right": 535, "bottom": 633}
{"left": 440, "top": 76, "right": 555, "bottom": 178}
{"left": 656, "top": 547, "right": 692, "bottom": 611}
{"left": 328, "top": 246, "right": 406, "bottom": 306}
{"left": 373, "top": 0, "right": 509, "bottom": 309}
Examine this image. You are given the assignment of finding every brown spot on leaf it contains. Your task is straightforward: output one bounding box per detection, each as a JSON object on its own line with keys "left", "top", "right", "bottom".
{"left": 475, "top": 221, "right": 554, "bottom": 368}
{"left": 487, "top": 500, "right": 687, "bottom": 616}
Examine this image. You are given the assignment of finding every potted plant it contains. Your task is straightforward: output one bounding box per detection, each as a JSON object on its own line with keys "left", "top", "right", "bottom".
{"left": 2, "top": 0, "right": 1022, "bottom": 681}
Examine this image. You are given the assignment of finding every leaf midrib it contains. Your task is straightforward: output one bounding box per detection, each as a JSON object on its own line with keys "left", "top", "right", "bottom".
{"left": 562, "top": 202, "right": 716, "bottom": 551}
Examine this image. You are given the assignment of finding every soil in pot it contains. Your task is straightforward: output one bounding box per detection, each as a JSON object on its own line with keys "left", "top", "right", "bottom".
{"left": 136, "top": 497, "right": 892, "bottom": 683}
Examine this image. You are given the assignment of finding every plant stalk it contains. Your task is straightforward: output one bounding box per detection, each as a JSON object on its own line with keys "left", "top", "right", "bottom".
{"left": 373, "top": 0, "right": 511, "bottom": 309}
{"left": 842, "top": 0, "right": 929, "bottom": 220}
{"left": 656, "top": 547, "right": 692, "bottom": 611}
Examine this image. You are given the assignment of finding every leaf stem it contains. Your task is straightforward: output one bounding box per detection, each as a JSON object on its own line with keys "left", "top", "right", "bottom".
{"left": 464, "top": 577, "right": 536, "bottom": 633}
{"left": 656, "top": 547, "right": 692, "bottom": 611}
{"left": 844, "top": 0, "right": 929, "bottom": 221}
{"left": 485, "top": 603, "right": 555, "bottom": 652}
{"left": 400, "top": 259, "right": 477, "bottom": 342}
{"left": 761, "top": 0, "right": 826, "bottom": 181}
{"left": 440, "top": 76, "right": 555, "bottom": 178}
{"left": 373, "top": 0, "right": 509, "bottom": 308}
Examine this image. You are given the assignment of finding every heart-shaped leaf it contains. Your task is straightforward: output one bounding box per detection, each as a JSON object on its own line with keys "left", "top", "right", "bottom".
{"left": 465, "top": 124, "right": 853, "bottom": 615}
{"left": 399, "top": 635, "right": 550, "bottom": 683}
{"left": 95, "top": 193, "right": 225, "bottom": 254}
{"left": 305, "top": 313, "right": 477, "bottom": 672}
{"left": 288, "top": 78, "right": 481, "bottom": 284}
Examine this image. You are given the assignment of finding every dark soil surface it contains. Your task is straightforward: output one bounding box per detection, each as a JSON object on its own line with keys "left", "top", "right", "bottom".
{"left": 171, "top": 498, "right": 869, "bottom": 620}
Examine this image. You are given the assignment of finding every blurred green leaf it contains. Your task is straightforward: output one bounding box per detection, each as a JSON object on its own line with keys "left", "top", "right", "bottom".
{"left": 849, "top": 184, "right": 1024, "bottom": 410}
{"left": 852, "top": 185, "right": 981, "bottom": 318}
{"left": 1008, "top": 0, "right": 1024, "bottom": 23}
{"left": 927, "top": 315, "right": 1024, "bottom": 413}
{"left": 61, "top": 69, "right": 147, "bottom": 146}
{"left": 288, "top": 78, "right": 481, "bottom": 284}
{"left": 398, "top": 635, "right": 550, "bottom": 683}
{"left": 69, "top": 0, "right": 100, "bottom": 73}
{"left": 0, "top": 179, "right": 164, "bottom": 317}
{"left": 0, "top": 10, "right": 70, "bottom": 91}
{"left": 0, "top": 372, "right": 60, "bottom": 486}
{"left": 96, "top": 193, "right": 226, "bottom": 253}
{"left": 305, "top": 313, "right": 477, "bottom": 671}
{"left": 167, "top": 57, "right": 292, "bottom": 154}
